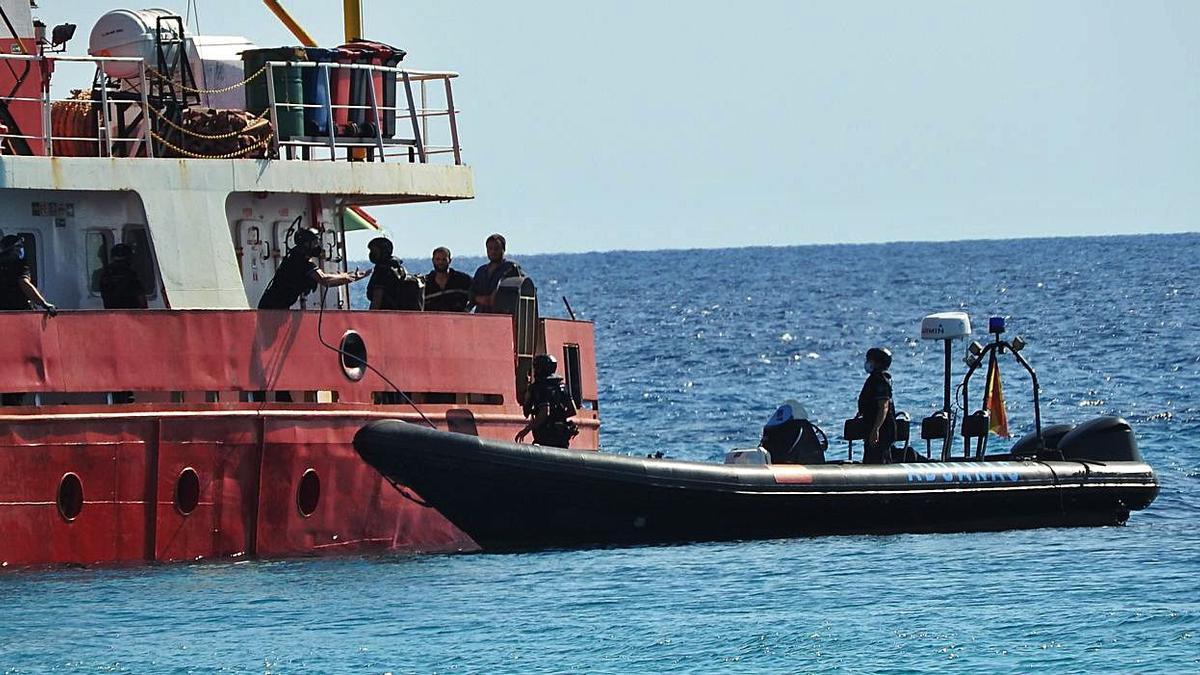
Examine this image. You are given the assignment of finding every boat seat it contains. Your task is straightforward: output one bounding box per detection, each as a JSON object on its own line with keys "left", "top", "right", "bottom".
{"left": 961, "top": 409, "right": 990, "bottom": 438}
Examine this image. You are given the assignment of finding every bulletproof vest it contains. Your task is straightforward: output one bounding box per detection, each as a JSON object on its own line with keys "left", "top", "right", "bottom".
{"left": 99, "top": 262, "right": 144, "bottom": 309}
{"left": 259, "top": 252, "right": 317, "bottom": 309}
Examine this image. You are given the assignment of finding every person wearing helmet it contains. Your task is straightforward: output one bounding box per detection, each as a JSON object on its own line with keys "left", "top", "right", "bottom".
{"left": 469, "top": 233, "right": 523, "bottom": 313}
{"left": 97, "top": 243, "right": 148, "bottom": 309}
{"left": 258, "top": 227, "right": 367, "bottom": 310}
{"left": 858, "top": 347, "right": 896, "bottom": 464}
{"left": 0, "top": 234, "right": 55, "bottom": 316}
{"left": 366, "top": 237, "right": 424, "bottom": 311}
{"left": 515, "top": 353, "right": 579, "bottom": 448}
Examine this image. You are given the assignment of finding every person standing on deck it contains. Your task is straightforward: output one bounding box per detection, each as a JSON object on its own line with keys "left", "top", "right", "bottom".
{"left": 516, "top": 354, "right": 579, "bottom": 448}
{"left": 423, "top": 246, "right": 472, "bottom": 312}
{"left": 258, "top": 228, "right": 366, "bottom": 310}
{"left": 98, "top": 243, "right": 148, "bottom": 309}
{"left": 470, "top": 233, "right": 522, "bottom": 313}
{"left": 366, "top": 237, "right": 424, "bottom": 310}
{"left": 0, "top": 234, "right": 55, "bottom": 316}
{"left": 858, "top": 347, "right": 896, "bottom": 464}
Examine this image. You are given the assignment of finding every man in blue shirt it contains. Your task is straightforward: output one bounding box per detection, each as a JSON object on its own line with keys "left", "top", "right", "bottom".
{"left": 469, "top": 233, "right": 522, "bottom": 313}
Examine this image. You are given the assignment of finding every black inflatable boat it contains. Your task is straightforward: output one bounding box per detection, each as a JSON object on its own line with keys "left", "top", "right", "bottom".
{"left": 353, "top": 419, "right": 1159, "bottom": 551}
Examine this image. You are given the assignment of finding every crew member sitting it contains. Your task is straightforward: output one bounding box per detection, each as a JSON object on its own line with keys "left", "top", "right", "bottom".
{"left": 515, "top": 354, "right": 579, "bottom": 448}
{"left": 858, "top": 347, "right": 896, "bottom": 464}
{"left": 423, "top": 246, "right": 472, "bottom": 312}
{"left": 366, "top": 237, "right": 424, "bottom": 310}
{"left": 470, "top": 233, "right": 523, "bottom": 313}
{"left": 98, "top": 243, "right": 148, "bottom": 309}
{"left": 258, "top": 227, "right": 366, "bottom": 310}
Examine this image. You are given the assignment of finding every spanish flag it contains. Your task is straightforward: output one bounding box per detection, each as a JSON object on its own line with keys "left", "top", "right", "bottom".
{"left": 983, "top": 359, "right": 1010, "bottom": 438}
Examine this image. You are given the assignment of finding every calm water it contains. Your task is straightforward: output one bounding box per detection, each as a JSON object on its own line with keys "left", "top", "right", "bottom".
{"left": 3, "top": 234, "right": 1197, "bottom": 672}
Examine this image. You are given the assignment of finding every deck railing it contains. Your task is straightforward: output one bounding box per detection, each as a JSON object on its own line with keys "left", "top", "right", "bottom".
{"left": 265, "top": 61, "right": 462, "bottom": 164}
{"left": 0, "top": 54, "right": 154, "bottom": 158}
{"left": 0, "top": 53, "right": 463, "bottom": 164}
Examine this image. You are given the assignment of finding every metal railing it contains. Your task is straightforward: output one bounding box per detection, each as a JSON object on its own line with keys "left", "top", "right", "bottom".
{"left": 0, "top": 54, "right": 154, "bottom": 158}
{"left": 0, "top": 53, "right": 463, "bottom": 164}
{"left": 264, "top": 60, "right": 463, "bottom": 164}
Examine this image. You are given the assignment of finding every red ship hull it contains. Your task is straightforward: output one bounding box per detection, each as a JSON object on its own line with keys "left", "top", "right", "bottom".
{"left": 0, "top": 311, "right": 600, "bottom": 568}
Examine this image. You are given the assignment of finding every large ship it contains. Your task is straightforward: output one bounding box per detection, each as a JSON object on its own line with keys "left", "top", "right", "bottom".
{"left": 0, "top": 1, "right": 600, "bottom": 567}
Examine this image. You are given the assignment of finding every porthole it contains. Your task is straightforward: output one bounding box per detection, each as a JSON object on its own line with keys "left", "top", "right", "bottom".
{"left": 175, "top": 467, "right": 200, "bottom": 516}
{"left": 339, "top": 330, "right": 367, "bottom": 382}
{"left": 57, "top": 473, "right": 83, "bottom": 522}
{"left": 297, "top": 468, "right": 321, "bottom": 517}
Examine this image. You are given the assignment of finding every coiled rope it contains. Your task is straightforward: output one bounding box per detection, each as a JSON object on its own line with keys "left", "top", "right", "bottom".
{"left": 151, "top": 130, "right": 273, "bottom": 159}
{"left": 151, "top": 106, "right": 270, "bottom": 140}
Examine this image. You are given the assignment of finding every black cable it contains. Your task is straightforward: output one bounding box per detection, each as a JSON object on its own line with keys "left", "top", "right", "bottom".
{"left": 315, "top": 285, "right": 436, "bottom": 428}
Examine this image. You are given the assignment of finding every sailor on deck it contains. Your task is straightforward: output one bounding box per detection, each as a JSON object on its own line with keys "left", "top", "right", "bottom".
{"left": 470, "top": 233, "right": 522, "bottom": 313}
{"left": 423, "top": 246, "right": 472, "bottom": 312}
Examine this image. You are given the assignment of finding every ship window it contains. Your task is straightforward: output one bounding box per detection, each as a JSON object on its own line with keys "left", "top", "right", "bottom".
{"left": 562, "top": 344, "right": 583, "bottom": 408}
{"left": 85, "top": 230, "right": 113, "bottom": 296}
{"left": 175, "top": 468, "right": 200, "bottom": 516}
{"left": 121, "top": 226, "right": 157, "bottom": 299}
{"left": 297, "top": 469, "right": 321, "bottom": 517}
{"left": 57, "top": 472, "right": 83, "bottom": 521}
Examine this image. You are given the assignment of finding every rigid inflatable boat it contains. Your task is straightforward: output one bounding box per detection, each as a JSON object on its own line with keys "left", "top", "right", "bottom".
{"left": 353, "top": 313, "right": 1158, "bottom": 551}
{"left": 353, "top": 418, "right": 1158, "bottom": 551}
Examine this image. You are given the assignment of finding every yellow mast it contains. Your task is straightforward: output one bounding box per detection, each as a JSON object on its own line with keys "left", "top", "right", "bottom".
{"left": 343, "top": 0, "right": 363, "bottom": 42}
{"left": 261, "top": 0, "right": 318, "bottom": 47}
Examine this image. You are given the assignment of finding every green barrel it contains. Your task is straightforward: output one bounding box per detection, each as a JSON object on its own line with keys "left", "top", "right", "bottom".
{"left": 242, "top": 47, "right": 306, "bottom": 139}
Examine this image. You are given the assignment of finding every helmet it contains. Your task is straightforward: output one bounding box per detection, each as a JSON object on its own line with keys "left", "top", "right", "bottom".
{"left": 110, "top": 243, "right": 133, "bottom": 260}
{"left": 533, "top": 353, "right": 558, "bottom": 378}
{"left": 293, "top": 227, "right": 322, "bottom": 254}
{"left": 367, "top": 237, "right": 393, "bottom": 264}
{"left": 865, "top": 347, "right": 892, "bottom": 372}
{"left": 368, "top": 237, "right": 393, "bottom": 256}
{"left": 0, "top": 234, "right": 24, "bottom": 263}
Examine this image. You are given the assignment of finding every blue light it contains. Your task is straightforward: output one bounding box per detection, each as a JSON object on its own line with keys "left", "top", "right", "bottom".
{"left": 989, "top": 316, "right": 1006, "bottom": 334}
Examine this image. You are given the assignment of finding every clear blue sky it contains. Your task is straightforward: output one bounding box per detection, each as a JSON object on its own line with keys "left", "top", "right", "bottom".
{"left": 54, "top": 1, "right": 1199, "bottom": 258}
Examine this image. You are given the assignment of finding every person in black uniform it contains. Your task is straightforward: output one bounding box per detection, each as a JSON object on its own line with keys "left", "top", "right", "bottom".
{"left": 858, "top": 346, "right": 896, "bottom": 464}
{"left": 258, "top": 228, "right": 366, "bottom": 310}
{"left": 98, "top": 243, "right": 148, "bottom": 309}
{"left": 470, "top": 233, "right": 522, "bottom": 313}
{"left": 366, "top": 237, "right": 424, "bottom": 310}
{"left": 423, "top": 246, "right": 472, "bottom": 312}
{"left": 515, "top": 354, "right": 579, "bottom": 448}
{"left": 0, "top": 234, "right": 55, "bottom": 316}
{"left": 1, "top": 234, "right": 54, "bottom": 405}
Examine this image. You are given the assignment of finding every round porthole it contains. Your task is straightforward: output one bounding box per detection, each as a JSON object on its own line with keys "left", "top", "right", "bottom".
{"left": 339, "top": 330, "right": 367, "bottom": 382}
{"left": 175, "top": 467, "right": 200, "bottom": 516}
{"left": 57, "top": 473, "right": 83, "bottom": 522}
{"left": 297, "top": 469, "right": 321, "bottom": 517}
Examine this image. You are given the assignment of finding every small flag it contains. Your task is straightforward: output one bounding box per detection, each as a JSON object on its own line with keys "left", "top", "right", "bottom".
{"left": 984, "top": 360, "right": 1010, "bottom": 438}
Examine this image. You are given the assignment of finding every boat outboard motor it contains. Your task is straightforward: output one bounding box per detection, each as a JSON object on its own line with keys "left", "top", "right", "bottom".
{"left": 1009, "top": 423, "right": 1075, "bottom": 456}
{"left": 759, "top": 400, "right": 827, "bottom": 464}
{"left": 1057, "top": 417, "right": 1142, "bottom": 462}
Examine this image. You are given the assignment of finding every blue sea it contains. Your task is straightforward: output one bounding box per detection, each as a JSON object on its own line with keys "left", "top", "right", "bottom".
{"left": 2, "top": 234, "right": 1197, "bottom": 673}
